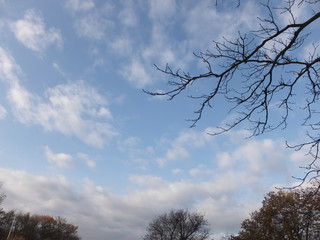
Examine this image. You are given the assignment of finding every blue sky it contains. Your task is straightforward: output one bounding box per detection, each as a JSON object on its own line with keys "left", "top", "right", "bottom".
{"left": 0, "top": 0, "right": 318, "bottom": 239}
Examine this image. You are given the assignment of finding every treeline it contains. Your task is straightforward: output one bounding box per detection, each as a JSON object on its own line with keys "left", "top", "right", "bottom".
{"left": 2, "top": 184, "right": 320, "bottom": 240}
{"left": 142, "top": 185, "right": 320, "bottom": 240}
{"left": 0, "top": 192, "right": 80, "bottom": 240}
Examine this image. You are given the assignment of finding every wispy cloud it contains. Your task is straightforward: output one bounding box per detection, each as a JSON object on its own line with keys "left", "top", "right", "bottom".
{"left": 183, "top": 1, "right": 260, "bottom": 50}
{"left": 10, "top": 9, "right": 62, "bottom": 52}
{"left": 77, "top": 153, "right": 96, "bottom": 169}
{"left": 0, "top": 47, "right": 117, "bottom": 148}
{"left": 61, "top": 0, "right": 262, "bottom": 90}
{"left": 74, "top": 11, "right": 113, "bottom": 40}
{"left": 118, "top": 1, "right": 138, "bottom": 27}
{"left": 156, "top": 129, "right": 212, "bottom": 166}
{"left": 0, "top": 47, "right": 22, "bottom": 82}
{"left": 52, "top": 62, "right": 68, "bottom": 78}
{"left": 45, "top": 146, "right": 74, "bottom": 169}
{"left": 118, "top": 1, "right": 260, "bottom": 89}
{"left": 0, "top": 105, "right": 7, "bottom": 119}
{"left": 122, "top": 59, "right": 152, "bottom": 88}
{"left": 65, "top": 0, "right": 95, "bottom": 12}
{"left": 69, "top": 2, "right": 115, "bottom": 41}
{"left": 44, "top": 146, "right": 96, "bottom": 170}
{"left": 148, "top": 0, "right": 177, "bottom": 22}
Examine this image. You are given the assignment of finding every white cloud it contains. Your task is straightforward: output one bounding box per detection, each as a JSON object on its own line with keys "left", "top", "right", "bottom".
{"left": 0, "top": 162, "right": 284, "bottom": 240}
{"left": 302, "top": 41, "right": 320, "bottom": 61}
{"left": 72, "top": 3, "right": 115, "bottom": 41}
{"left": 172, "top": 168, "right": 183, "bottom": 175}
{"left": 184, "top": 1, "right": 260, "bottom": 50}
{"left": 148, "top": 0, "right": 177, "bottom": 22}
{"left": 109, "top": 35, "right": 133, "bottom": 56}
{"left": 77, "top": 153, "right": 96, "bottom": 169}
{"left": 7, "top": 82, "right": 35, "bottom": 122}
{"left": 45, "top": 146, "right": 74, "bottom": 169}
{"left": 65, "top": 0, "right": 95, "bottom": 12}
{"left": 0, "top": 105, "right": 7, "bottom": 119}
{"left": 230, "top": 138, "right": 289, "bottom": 175}
{"left": 118, "top": 1, "right": 138, "bottom": 27}
{"left": 278, "top": 0, "right": 312, "bottom": 25}
{"left": 0, "top": 169, "right": 76, "bottom": 215}
{"left": 142, "top": 24, "right": 182, "bottom": 66}
{"left": 86, "top": 160, "right": 96, "bottom": 169}
{"left": 117, "top": 1, "right": 260, "bottom": 89}
{"left": 121, "top": 136, "right": 141, "bottom": 148}
{"left": 189, "top": 165, "right": 213, "bottom": 177}
{"left": 10, "top": 9, "right": 62, "bottom": 52}
{"left": 0, "top": 47, "right": 117, "bottom": 148}
{"left": 156, "top": 129, "right": 212, "bottom": 166}
{"left": 156, "top": 147, "right": 189, "bottom": 167}
{"left": 146, "top": 127, "right": 300, "bottom": 188}
{"left": 36, "top": 81, "right": 117, "bottom": 147}
{"left": 129, "top": 175, "right": 167, "bottom": 189}
{"left": 189, "top": 167, "right": 202, "bottom": 177}
{"left": 113, "top": 1, "right": 187, "bottom": 87}
{"left": 197, "top": 195, "right": 259, "bottom": 237}
{"left": 167, "top": 146, "right": 189, "bottom": 161}
{"left": 217, "top": 152, "right": 233, "bottom": 168}
{"left": 0, "top": 131, "right": 309, "bottom": 239}
{"left": 53, "top": 62, "right": 67, "bottom": 78}
{"left": 123, "top": 59, "right": 152, "bottom": 88}
{"left": 0, "top": 47, "right": 22, "bottom": 83}
{"left": 87, "top": 45, "right": 107, "bottom": 69}
{"left": 75, "top": 12, "right": 113, "bottom": 40}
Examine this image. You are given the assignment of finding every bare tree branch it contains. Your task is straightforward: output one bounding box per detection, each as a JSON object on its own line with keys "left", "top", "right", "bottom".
{"left": 143, "top": 209, "right": 210, "bottom": 240}
{"left": 144, "top": 0, "right": 320, "bottom": 184}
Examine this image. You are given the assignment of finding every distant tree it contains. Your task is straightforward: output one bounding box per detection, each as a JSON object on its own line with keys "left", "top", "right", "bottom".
{"left": 142, "top": 209, "right": 211, "bottom": 240}
{"left": 0, "top": 209, "right": 80, "bottom": 240}
{"left": 13, "top": 212, "right": 40, "bottom": 240}
{"left": 229, "top": 185, "right": 320, "bottom": 240}
{"left": 12, "top": 213, "right": 81, "bottom": 240}
{"left": 0, "top": 210, "right": 16, "bottom": 240}
{"left": 0, "top": 184, "right": 10, "bottom": 240}
{"left": 0, "top": 185, "right": 80, "bottom": 240}
{"left": 145, "top": 0, "right": 320, "bottom": 184}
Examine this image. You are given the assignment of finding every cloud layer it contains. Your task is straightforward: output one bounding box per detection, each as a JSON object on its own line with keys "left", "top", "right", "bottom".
{"left": 0, "top": 130, "right": 307, "bottom": 239}
{"left": 10, "top": 9, "right": 62, "bottom": 52}
{"left": 0, "top": 47, "right": 117, "bottom": 147}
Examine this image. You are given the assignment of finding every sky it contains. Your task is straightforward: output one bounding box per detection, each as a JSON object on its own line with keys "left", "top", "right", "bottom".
{"left": 0, "top": 0, "right": 318, "bottom": 239}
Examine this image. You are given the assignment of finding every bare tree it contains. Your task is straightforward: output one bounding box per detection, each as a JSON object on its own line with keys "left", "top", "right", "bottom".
{"left": 144, "top": 0, "right": 320, "bottom": 186}
{"left": 143, "top": 209, "right": 211, "bottom": 240}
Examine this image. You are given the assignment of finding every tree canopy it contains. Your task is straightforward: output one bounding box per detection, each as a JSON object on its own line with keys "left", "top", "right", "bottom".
{"left": 0, "top": 187, "right": 80, "bottom": 240}
{"left": 229, "top": 185, "right": 320, "bottom": 240}
{"left": 143, "top": 209, "right": 211, "bottom": 240}
{"left": 0, "top": 211, "right": 81, "bottom": 240}
{"left": 145, "top": 0, "right": 320, "bottom": 184}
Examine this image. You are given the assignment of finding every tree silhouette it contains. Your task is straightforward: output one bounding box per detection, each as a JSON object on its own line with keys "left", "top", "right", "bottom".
{"left": 143, "top": 209, "right": 210, "bottom": 240}
{"left": 144, "top": 0, "right": 320, "bottom": 186}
